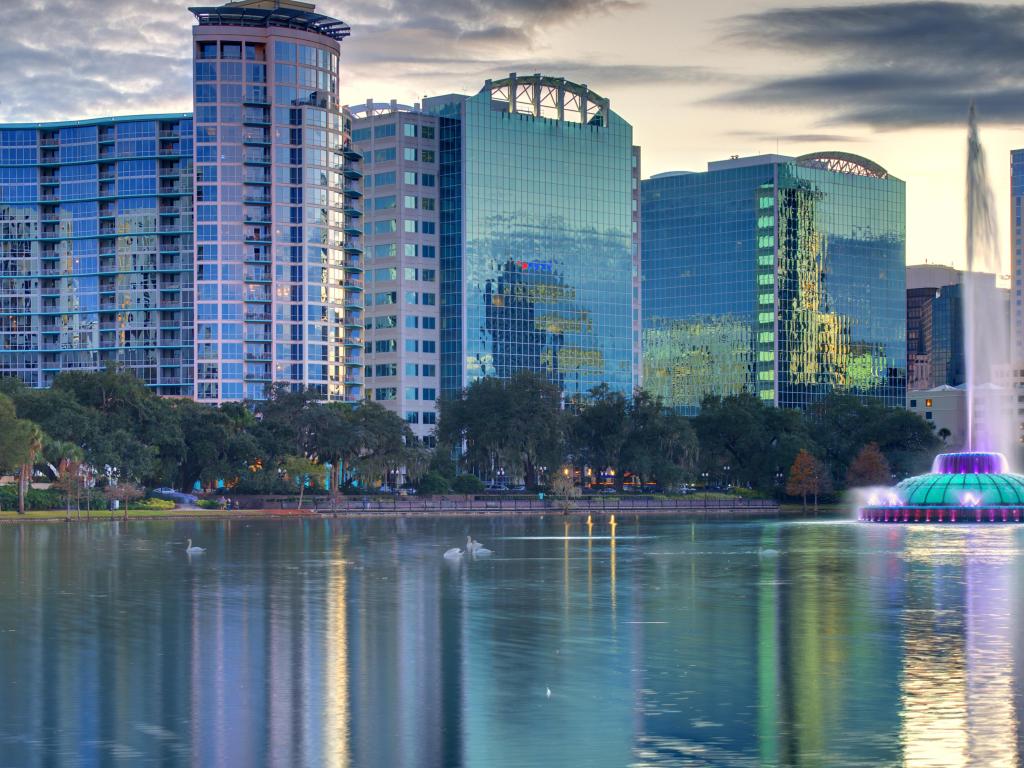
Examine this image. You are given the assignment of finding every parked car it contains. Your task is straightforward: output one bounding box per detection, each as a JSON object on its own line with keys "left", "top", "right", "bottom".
{"left": 150, "top": 487, "right": 198, "bottom": 505}
{"left": 486, "top": 483, "right": 509, "bottom": 493}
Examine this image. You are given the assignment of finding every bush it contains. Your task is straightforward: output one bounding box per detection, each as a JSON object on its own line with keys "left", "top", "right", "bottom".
{"left": 129, "top": 498, "right": 175, "bottom": 511}
{"left": 196, "top": 499, "right": 221, "bottom": 510}
{"left": 451, "top": 474, "right": 485, "bottom": 494}
{"left": 417, "top": 471, "right": 451, "bottom": 496}
{"left": 0, "top": 485, "right": 62, "bottom": 511}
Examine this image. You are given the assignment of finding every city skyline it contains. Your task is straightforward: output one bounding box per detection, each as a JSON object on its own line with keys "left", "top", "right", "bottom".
{"left": 0, "top": 0, "right": 1021, "bottom": 273}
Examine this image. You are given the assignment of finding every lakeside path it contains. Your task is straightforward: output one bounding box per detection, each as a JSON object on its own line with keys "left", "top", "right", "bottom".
{"left": 0, "top": 501, "right": 847, "bottom": 523}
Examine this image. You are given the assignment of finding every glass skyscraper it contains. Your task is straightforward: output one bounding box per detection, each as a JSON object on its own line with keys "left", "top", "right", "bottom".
{"left": 642, "top": 152, "right": 906, "bottom": 413}
{"left": 0, "top": 115, "right": 195, "bottom": 394}
{"left": 424, "top": 74, "right": 641, "bottom": 400}
{"left": 190, "top": 1, "right": 362, "bottom": 403}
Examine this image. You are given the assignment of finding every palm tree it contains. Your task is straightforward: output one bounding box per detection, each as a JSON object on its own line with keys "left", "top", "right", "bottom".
{"left": 17, "top": 422, "right": 44, "bottom": 516}
{"left": 47, "top": 440, "right": 86, "bottom": 519}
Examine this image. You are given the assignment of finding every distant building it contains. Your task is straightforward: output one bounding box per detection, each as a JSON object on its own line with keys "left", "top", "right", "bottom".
{"left": 0, "top": 115, "right": 195, "bottom": 395}
{"left": 421, "top": 74, "right": 642, "bottom": 400}
{"left": 641, "top": 152, "right": 906, "bottom": 413}
{"left": 1012, "top": 148, "right": 1024, "bottom": 358}
{"left": 908, "top": 385, "right": 966, "bottom": 449}
{"left": 190, "top": 0, "right": 363, "bottom": 403}
{"left": 906, "top": 265, "right": 964, "bottom": 390}
{"left": 350, "top": 102, "right": 440, "bottom": 445}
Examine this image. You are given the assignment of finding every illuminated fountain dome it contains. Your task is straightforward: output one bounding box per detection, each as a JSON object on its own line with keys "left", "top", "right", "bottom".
{"left": 860, "top": 452, "right": 1024, "bottom": 523}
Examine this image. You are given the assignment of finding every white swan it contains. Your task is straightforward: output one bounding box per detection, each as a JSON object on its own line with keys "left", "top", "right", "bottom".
{"left": 185, "top": 538, "right": 206, "bottom": 555}
{"left": 472, "top": 547, "right": 493, "bottom": 557}
{"left": 443, "top": 548, "right": 463, "bottom": 560}
{"left": 466, "top": 536, "right": 480, "bottom": 553}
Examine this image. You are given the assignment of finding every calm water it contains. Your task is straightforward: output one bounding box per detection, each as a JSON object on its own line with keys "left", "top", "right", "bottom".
{"left": 1, "top": 516, "right": 1023, "bottom": 767}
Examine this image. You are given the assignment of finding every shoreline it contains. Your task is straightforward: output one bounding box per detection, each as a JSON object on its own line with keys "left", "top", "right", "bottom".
{"left": 0, "top": 504, "right": 845, "bottom": 524}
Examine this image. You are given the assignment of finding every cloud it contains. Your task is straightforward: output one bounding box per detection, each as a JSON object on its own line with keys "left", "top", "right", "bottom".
{"left": 715, "top": 2, "right": 1024, "bottom": 128}
{"left": 0, "top": 0, "right": 686, "bottom": 122}
{"left": 0, "top": 0, "right": 193, "bottom": 122}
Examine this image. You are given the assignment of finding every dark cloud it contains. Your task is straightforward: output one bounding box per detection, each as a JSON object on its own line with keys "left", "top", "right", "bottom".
{"left": 716, "top": 2, "right": 1024, "bottom": 128}
{"left": 729, "top": 130, "right": 857, "bottom": 144}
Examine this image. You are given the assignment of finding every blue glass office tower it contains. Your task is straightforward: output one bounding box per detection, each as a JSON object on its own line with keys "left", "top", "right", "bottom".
{"left": 0, "top": 115, "right": 195, "bottom": 395}
{"left": 642, "top": 153, "right": 906, "bottom": 412}
{"left": 425, "top": 74, "right": 641, "bottom": 399}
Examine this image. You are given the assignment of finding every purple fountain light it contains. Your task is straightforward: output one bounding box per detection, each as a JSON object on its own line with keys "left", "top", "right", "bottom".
{"left": 931, "top": 452, "right": 1008, "bottom": 475}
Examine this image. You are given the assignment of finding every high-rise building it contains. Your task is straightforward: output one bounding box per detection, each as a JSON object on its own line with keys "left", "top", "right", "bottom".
{"left": 0, "top": 115, "right": 195, "bottom": 394}
{"left": 906, "top": 265, "right": 965, "bottom": 390}
{"left": 349, "top": 101, "right": 440, "bottom": 444}
{"left": 642, "top": 152, "right": 906, "bottom": 413}
{"left": 190, "top": 0, "right": 362, "bottom": 403}
{"left": 421, "top": 74, "right": 641, "bottom": 400}
{"left": 1012, "top": 148, "right": 1024, "bottom": 359}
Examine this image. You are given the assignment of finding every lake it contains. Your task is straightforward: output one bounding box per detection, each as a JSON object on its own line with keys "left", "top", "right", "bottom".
{"left": 0, "top": 515, "right": 1021, "bottom": 767}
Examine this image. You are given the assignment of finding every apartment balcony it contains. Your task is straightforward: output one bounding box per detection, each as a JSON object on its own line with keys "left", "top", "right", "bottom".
{"left": 243, "top": 311, "right": 272, "bottom": 322}
{"left": 243, "top": 152, "right": 271, "bottom": 166}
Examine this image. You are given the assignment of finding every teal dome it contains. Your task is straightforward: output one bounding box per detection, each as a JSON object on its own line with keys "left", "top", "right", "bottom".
{"left": 896, "top": 472, "right": 1024, "bottom": 507}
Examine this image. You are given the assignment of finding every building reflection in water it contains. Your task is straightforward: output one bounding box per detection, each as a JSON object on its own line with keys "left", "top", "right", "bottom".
{"left": 3, "top": 518, "right": 1024, "bottom": 766}
{"left": 899, "top": 529, "right": 1018, "bottom": 767}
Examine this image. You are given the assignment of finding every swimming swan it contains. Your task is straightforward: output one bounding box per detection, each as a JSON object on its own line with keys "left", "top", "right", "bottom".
{"left": 443, "top": 548, "right": 463, "bottom": 560}
{"left": 472, "top": 547, "right": 493, "bottom": 557}
{"left": 185, "top": 539, "right": 206, "bottom": 555}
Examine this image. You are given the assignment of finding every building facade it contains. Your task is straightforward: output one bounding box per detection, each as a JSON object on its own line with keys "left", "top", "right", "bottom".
{"left": 908, "top": 385, "right": 966, "bottom": 449}
{"left": 190, "top": 1, "right": 362, "bottom": 403}
{"left": 423, "top": 74, "right": 641, "bottom": 401}
{"left": 906, "top": 265, "right": 964, "bottom": 391}
{"left": 0, "top": 115, "right": 195, "bottom": 395}
{"left": 642, "top": 152, "right": 906, "bottom": 413}
{"left": 1012, "top": 148, "right": 1024, "bottom": 359}
{"left": 349, "top": 102, "right": 440, "bottom": 444}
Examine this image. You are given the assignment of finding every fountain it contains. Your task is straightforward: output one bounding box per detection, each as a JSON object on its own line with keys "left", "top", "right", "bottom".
{"left": 861, "top": 105, "right": 1018, "bottom": 523}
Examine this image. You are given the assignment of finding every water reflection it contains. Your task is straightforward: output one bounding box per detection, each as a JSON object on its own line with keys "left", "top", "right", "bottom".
{"left": 1, "top": 519, "right": 1024, "bottom": 766}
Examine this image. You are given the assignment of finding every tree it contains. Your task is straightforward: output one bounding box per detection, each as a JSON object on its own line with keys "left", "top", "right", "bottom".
{"left": 0, "top": 394, "right": 46, "bottom": 515}
{"left": 620, "top": 391, "right": 699, "bottom": 489}
{"left": 550, "top": 471, "right": 581, "bottom": 512}
{"left": 846, "top": 443, "right": 892, "bottom": 488}
{"left": 786, "top": 450, "right": 833, "bottom": 510}
{"left": 46, "top": 440, "right": 85, "bottom": 519}
{"left": 439, "top": 372, "right": 564, "bottom": 489}
{"left": 104, "top": 481, "right": 144, "bottom": 521}
{"left": 281, "top": 455, "right": 325, "bottom": 510}
{"left": 417, "top": 471, "right": 451, "bottom": 496}
{"left": 451, "top": 474, "right": 485, "bottom": 494}
{"left": 809, "top": 394, "right": 939, "bottom": 486}
{"left": 569, "top": 385, "right": 629, "bottom": 486}
{"left": 937, "top": 427, "right": 952, "bottom": 444}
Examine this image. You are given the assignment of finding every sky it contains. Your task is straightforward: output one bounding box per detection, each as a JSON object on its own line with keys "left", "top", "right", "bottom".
{"left": 2, "top": 0, "right": 1022, "bottom": 272}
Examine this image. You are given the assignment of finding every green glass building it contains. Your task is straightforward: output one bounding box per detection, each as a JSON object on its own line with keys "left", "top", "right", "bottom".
{"left": 642, "top": 153, "right": 906, "bottom": 413}
{"left": 425, "top": 74, "right": 641, "bottom": 399}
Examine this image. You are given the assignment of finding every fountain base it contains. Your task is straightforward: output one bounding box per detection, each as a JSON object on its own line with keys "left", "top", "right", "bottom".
{"left": 859, "top": 452, "right": 1024, "bottom": 524}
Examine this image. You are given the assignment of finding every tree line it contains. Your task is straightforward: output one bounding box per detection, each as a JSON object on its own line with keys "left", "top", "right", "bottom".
{"left": 436, "top": 370, "right": 941, "bottom": 500}
{"left": 0, "top": 369, "right": 424, "bottom": 513}
{"left": 0, "top": 368, "right": 941, "bottom": 512}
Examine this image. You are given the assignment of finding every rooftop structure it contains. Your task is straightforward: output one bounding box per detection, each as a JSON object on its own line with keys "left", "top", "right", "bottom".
{"left": 189, "top": 1, "right": 351, "bottom": 40}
